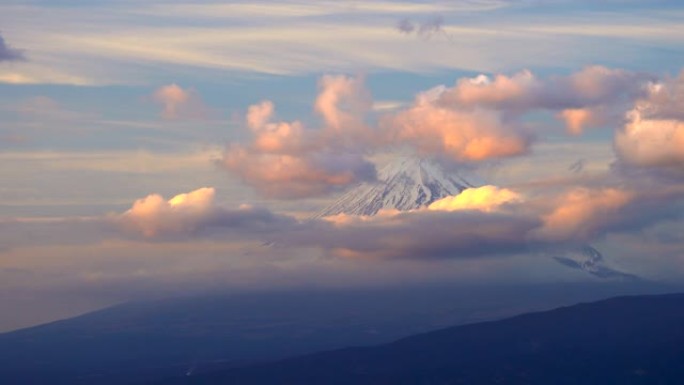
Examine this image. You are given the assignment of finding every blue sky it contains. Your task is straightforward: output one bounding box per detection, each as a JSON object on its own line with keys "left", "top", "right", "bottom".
{"left": 1, "top": 0, "right": 684, "bottom": 331}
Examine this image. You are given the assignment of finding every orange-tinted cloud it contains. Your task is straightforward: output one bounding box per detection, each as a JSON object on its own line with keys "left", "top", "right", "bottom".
{"left": 223, "top": 148, "right": 376, "bottom": 198}
{"left": 434, "top": 66, "right": 650, "bottom": 135}
{"left": 315, "top": 74, "right": 371, "bottom": 131}
{"left": 152, "top": 84, "right": 210, "bottom": 120}
{"left": 385, "top": 101, "right": 530, "bottom": 162}
{"left": 245, "top": 100, "right": 305, "bottom": 153}
{"left": 222, "top": 76, "right": 377, "bottom": 198}
{"left": 558, "top": 108, "right": 597, "bottom": 135}
{"left": 118, "top": 187, "right": 216, "bottom": 237}
{"left": 116, "top": 187, "right": 295, "bottom": 238}
{"left": 532, "top": 187, "right": 633, "bottom": 242}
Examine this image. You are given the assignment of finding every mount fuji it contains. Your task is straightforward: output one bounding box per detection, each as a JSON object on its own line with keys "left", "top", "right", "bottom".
{"left": 315, "top": 156, "right": 475, "bottom": 217}
{"left": 314, "top": 156, "right": 637, "bottom": 280}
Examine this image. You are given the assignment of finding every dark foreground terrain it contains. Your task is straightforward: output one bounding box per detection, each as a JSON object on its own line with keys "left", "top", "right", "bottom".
{"left": 160, "top": 293, "right": 684, "bottom": 385}
{"left": 0, "top": 283, "right": 676, "bottom": 385}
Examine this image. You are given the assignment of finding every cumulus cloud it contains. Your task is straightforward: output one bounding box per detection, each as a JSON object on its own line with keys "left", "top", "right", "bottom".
{"left": 152, "top": 84, "right": 210, "bottom": 120}
{"left": 428, "top": 185, "right": 523, "bottom": 212}
{"left": 451, "top": 66, "right": 646, "bottom": 110}
{"left": 245, "top": 100, "right": 306, "bottom": 153}
{"left": 615, "top": 73, "right": 684, "bottom": 171}
{"left": 383, "top": 100, "right": 531, "bottom": 162}
{"left": 315, "top": 74, "right": 372, "bottom": 132}
{"left": 435, "top": 66, "right": 651, "bottom": 133}
{"left": 558, "top": 107, "right": 605, "bottom": 135}
{"left": 221, "top": 75, "right": 378, "bottom": 198}
{"left": 633, "top": 72, "right": 684, "bottom": 120}
{"left": 615, "top": 111, "right": 684, "bottom": 169}
{"left": 116, "top": 187, "right": 293, "bottom": 238}
{"left": 0, "top": 33, "right": 24, "bottom": 62}
{"left": 532, "top": 187, "right": 634, "bottom": 242}
{"left": 221, "top": 69, "right": 659, "bottom": 199}
{"left": 222, "top": 149, "right": 376, "bottom": 198}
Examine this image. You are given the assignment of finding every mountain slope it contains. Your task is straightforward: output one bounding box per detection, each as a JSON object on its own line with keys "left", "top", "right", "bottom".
{"left": 0, "top": 283, "right": 667, "bottom": 385}
{"left": 315, "top": 156, "right": 474, "bottom": 217}
{"left": 167, "top": 293, "right": 684, "bottom": 385}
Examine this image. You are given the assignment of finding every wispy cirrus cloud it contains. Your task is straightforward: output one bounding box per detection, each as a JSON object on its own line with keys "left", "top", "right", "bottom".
{"left": 2, "top": 1, "right": 682, "bottom": 85}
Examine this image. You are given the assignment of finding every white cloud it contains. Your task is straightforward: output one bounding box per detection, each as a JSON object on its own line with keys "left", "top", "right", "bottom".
{"left": 615, "top": 72, "right": 684, "bottom": 170}
{"left": 428, "top": 185, "right": 523, "bottom": 212}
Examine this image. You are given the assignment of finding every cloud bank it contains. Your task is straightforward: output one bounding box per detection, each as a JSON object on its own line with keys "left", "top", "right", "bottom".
{"left": 116, "top": 187, "right": 293, "bottom": 238}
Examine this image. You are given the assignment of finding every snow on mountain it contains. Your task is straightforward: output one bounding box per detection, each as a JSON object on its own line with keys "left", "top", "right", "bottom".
{"left": 553, "top": 246, "right": 639, "bottom": 280}
{"left": 315, "top": 156, "right": 475, "bottom": 217}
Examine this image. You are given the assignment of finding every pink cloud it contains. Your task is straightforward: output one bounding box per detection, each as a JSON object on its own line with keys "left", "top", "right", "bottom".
{"left": 223, "top": 148, "right": 375, "bottom": 198}
{"left": 118, "top": 187, "right": 216, "bottom": 238}
{"left": 222, "top": 76, "right": 377, "bottom": 198}
{"left": 314, "top": 74, "right": 371, "bottom": 131}
{"left": 532, "top": 187, "right": 634, "bottom": 242}
{"left": 384, "top": 101, "right": 530, "bottom": 162}
{"left": 152, "top": 84, "right": 210, "bottom": 120}
{"left": 116, "top": 187, "right": 295, "bottom": 238}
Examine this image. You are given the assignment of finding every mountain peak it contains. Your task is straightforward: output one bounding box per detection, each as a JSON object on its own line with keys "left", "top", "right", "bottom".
{"left": 315, "top": 156, "right": 475, "bottom": 217}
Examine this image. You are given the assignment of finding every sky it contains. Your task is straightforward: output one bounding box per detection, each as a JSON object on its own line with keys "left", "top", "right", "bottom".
{"left": 1, "top": 0, "right": 684, "bottom": 331}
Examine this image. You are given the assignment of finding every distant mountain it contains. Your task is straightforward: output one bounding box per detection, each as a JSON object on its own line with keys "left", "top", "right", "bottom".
{"left": 315, "top": 156, "right": 474, "bottom": 217}
{"left": 0, "top": 283, "right": 666, "bottom": 385}
{"left": 162, "top": 293, "right": 684, "bottom": 385}
{"left": 554, "top": 245, "right": 639, "bottom": 280}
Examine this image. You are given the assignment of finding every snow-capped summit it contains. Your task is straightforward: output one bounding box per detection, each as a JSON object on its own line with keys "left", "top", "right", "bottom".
{"left": 315, "top": 156, "right": 475, "bottom": 217}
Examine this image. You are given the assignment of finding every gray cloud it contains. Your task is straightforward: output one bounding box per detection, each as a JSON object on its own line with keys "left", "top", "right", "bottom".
{"left": 0, "top": 33, "right": 25, "bottom": 62}
{"left": 277, "top": 210, "right": 541, "bottom": 260}
{"left": 397, "top": 18, "right": 415, "bottom": 34}
{"left": 396, "top": 16, "right": 449, "bottom": 40}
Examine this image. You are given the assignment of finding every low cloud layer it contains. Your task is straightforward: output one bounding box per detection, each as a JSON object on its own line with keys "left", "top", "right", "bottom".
{"left": 109, "top": 181, "right": 684, "bottom": 264}
{"left": 116, "top": 187, "right": 293, "bottom": 238}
